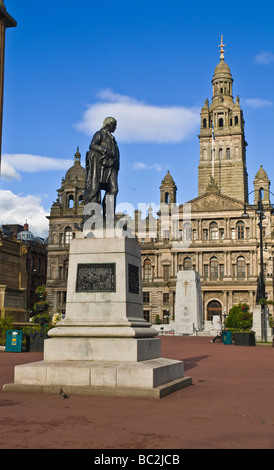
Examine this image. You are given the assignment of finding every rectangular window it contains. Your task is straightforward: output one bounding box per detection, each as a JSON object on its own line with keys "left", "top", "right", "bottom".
{"left": 220, "top": 264, "right": 224, "bottom": 279}
{"left": 163, "top": 230, "right": 169, "bottom": 240}
{"left": 210, "top": 261, "right": 218, "bottom": 279}
{"left": 163, "top": 293, "right": 169, "bottom": 304}
{"left": 143, "top": 311, "right": 150, "bottom": 322}
{"left": 143, "top": 292, "right": 150, "bottom": 304}
{"left": 237, "top": 262, "right": 245, "bottom": 278}
{"left": 163, "top": 310, "right": 170, "bottom": 324}
{"left": 203, "top": 229, "right": 209, "bottom": 241}
{"left": 237, "top": 224, "right": 245, "bottom": 239}
{"left": 204, "top": 265, "right": 209, "bottom": 279}
{"left": 163, "top": 266, "right": 170, "bottom": 281}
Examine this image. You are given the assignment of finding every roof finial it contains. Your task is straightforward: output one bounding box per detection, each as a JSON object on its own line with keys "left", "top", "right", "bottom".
{"left": 218, "top": 35, "right": 226, "bottom": 61}
{"left": 74, "top": 146, "right": 81, "bottom": 163}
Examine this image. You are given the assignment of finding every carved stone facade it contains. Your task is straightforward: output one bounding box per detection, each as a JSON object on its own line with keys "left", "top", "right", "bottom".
{"left": 140, "top": 41, "right": 274, "bottom": 331}
{"left": 141, "top": 182, "right": 274, "bottom": 331}
{"left": 198, "top": 36, "right": 248, "bottom": 203}
{"left": 46, "top": 148, "right": 85, "bottom": 315}
{"left": 46, "top": 42, "right": 274, "bottom": 333}
{"left": 0, "top": 230, "right": 27, "bottom": 322}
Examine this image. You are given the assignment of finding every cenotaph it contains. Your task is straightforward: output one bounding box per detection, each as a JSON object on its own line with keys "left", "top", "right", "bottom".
{"left": 3, "top": 117, "right": 191, "bottom": 398}
{"left": 172, "top": 271, "right": 203, "bottom": 335}
{"left": 252, "top": 305, "right": 272, "bottom": 342}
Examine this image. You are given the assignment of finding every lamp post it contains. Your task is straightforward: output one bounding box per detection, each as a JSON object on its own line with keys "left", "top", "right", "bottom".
{"left": 264, "top": 235, "right": 274, "bottom": 333}
{"left": 241, "top": 187, "right": 274, "bottom": 341}
{"left": 0, "top": 1, "right": 16, "bottom": 172}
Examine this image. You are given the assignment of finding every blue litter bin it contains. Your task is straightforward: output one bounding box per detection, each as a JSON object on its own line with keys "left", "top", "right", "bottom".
{"left": 223, "top": 330, "right": 232, "bottom": 345}
{"left": 5, "top": 330, "right": 23, "bottom": 352}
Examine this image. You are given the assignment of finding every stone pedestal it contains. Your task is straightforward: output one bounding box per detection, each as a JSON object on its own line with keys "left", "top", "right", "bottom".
{"left": 3, "top": 232, "right": 191, "bottom": 398}
{"left": 252, "top": 305, "right": 272, "bottom": 342}
{"left": 171, "top": 271, "right": 203, "bottom": 335}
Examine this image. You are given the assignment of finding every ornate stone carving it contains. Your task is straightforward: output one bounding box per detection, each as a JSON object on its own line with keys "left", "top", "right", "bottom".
{"left": 189, "top": 193, "right": 246, "bottom": 213}
{"left": 76, "top": 263, "right": 116, "bottom": 292}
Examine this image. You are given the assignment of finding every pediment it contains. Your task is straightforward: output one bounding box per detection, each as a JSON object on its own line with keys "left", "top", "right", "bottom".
{"left": 182, "top": 192, "right": 247, "bottom": 213}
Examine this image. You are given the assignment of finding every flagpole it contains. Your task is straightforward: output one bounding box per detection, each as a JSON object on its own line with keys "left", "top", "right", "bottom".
{"left": 212, "top": 123, "right": 215, "bottom": 179}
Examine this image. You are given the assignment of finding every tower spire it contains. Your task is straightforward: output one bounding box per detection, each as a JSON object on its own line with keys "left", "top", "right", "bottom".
{"left": 218, "top": 35, "right": 226, "bottom": 61}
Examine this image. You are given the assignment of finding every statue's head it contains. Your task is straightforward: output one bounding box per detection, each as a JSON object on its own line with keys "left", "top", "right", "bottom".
{"left": 103, "top": 117, "right": 117, "bottom": 132}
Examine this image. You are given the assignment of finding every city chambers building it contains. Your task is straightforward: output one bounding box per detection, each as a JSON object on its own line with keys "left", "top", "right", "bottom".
{"left": 46, "top": 41, "right": 274, "bottom": 333}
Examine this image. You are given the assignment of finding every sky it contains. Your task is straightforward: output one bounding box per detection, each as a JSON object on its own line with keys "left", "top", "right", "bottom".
{"left": 1, "top": 0, "right": 274, "bottom": 237}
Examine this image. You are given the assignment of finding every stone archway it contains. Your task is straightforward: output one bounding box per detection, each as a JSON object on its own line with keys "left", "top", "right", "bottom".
{"left": 207, "top": 300, "right": 222, "bottom": 321}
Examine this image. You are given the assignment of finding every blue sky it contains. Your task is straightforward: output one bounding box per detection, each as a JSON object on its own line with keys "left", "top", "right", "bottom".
{"left": 1, "top": 0, "right": 274, "bottom": 237}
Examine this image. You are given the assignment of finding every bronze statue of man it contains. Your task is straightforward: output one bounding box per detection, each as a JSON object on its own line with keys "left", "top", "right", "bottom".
{"left": 84, "top": 117, "right": 119, "bottom": 219}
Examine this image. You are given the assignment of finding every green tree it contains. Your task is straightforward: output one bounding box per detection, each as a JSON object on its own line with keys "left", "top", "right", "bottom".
{"left": 225, "top": 303, "right": 252, "bottom": 331}
{"left": 0, "top": 312, "right": 14, "bottom": 345}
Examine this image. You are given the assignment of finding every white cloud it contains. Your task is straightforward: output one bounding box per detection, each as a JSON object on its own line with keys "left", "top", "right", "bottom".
{"left": 254, "top": 51, "right": 274, "bottom": 65}
{"left": 1, "top": 154, "right": 73, "bottom": 182}
{"left": 133, "top": 161, "right": 163, "bottom": 172}
{"left": 76, "top": 89, "right": 200, "bottom": 143}
{"left": 0, "top": 190, "right": 49, "bottom": 237}
{"left": 1, "top": 161, "right": 21, "bottom": 181}
{"left": 242, "top": 98, "right": 272, "bottom": 109}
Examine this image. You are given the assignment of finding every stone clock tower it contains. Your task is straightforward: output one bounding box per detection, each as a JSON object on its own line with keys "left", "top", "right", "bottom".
{"left": 198, "top": 36, "right": 248, "bottom": 203}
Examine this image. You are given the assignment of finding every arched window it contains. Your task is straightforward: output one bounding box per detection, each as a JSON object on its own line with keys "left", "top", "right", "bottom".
{"left": 203, "top": 118, "right": 207, "bottom": 128}
{"left": 64, "top": 226, "right": 73, "bottom": 245}
{"left": 207, "top": 300, "right": 222, "bottom": 321}
{"left": 183, "top": 257, "right": 192, "bottom": 271}
{"left": 183, "top": 223, "right": 192, "bottom": 241}
{"left": 237, "top": 256, "right": 246, "bottom": 278}
{"left": 219, "top": 148, "right": 223, "bottom": 159}
{"left": 219, "top": 118, "right": 224, "bottom": 128}
{"left": 165, "top": 192, "right": 169, "bottom": 204}
{"left": 237, "top": 221, "right": 245, "bottom": 239}
{"left": 68, "top": 195, "right": 74, "bottom": 209}
{"left": 235, "top": 116, "right": 239, "bottom": 125}
{"left": 226, "top": 148, "right": 231, "bottom": 159}
{"left": 144, "top": 258, "right": 152, "bottom": 281}
{"left": 210, "top": 222, "right": 218, "bottom": 240}
{"left": 78, "top": 195, "right": 83, "bottom": 206}
{"left": 210, "top": 257, "right": 218, "bottom": 279}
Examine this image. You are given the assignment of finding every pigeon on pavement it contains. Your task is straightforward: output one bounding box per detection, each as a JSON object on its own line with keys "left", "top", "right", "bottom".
{"left": 59, "top": 388, "right": 70, "bottom": 399}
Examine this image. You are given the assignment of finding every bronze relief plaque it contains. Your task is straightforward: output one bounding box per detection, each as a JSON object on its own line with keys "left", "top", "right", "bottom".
{"left": 128, "top": 264, "right": 140, "bottom": 294}
{"left": 76, "top": 263, "right": 116, "bottom": 292}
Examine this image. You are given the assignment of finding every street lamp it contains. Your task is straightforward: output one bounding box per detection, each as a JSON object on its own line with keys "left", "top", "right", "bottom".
{"left": 241, "top": 188, "right": 274, "bottom": 341}
{"left": 241, "top": 189, "right": 264, "bottom": 302}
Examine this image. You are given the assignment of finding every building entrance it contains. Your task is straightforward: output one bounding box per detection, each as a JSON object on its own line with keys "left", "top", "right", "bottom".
{"left": 207, "top": 300, "right": 222, "bottom": 321}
